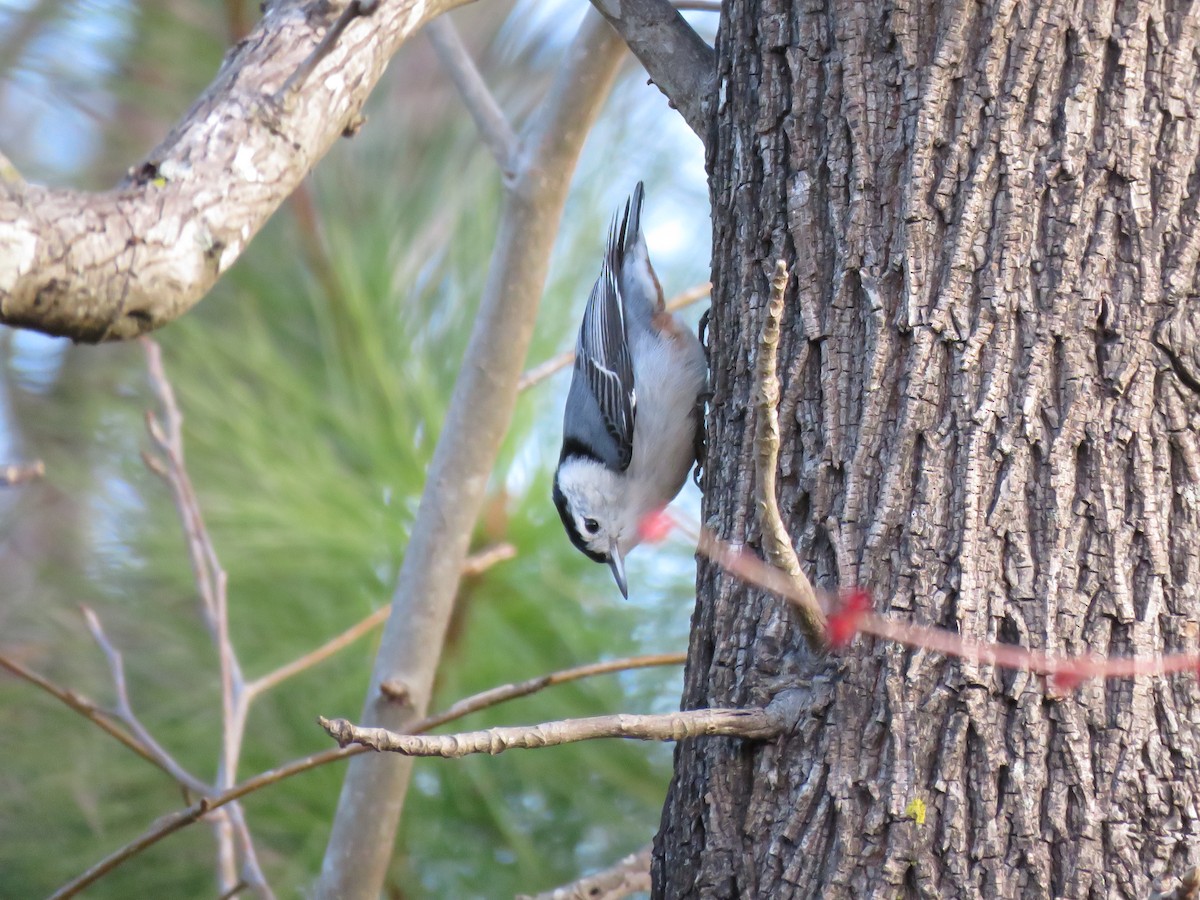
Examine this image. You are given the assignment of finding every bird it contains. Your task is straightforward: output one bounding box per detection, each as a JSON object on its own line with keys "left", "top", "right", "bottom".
{"left": 553, "top": 183, "right": 708, "bottom": 598}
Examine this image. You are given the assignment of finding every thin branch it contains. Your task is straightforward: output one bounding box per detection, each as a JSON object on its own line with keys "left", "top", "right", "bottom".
{"left": 419, "top": 652, "right": 686, "bottom": 733}
{"left": 754, "top": 260, "right": 826, "bottom": 648}
{"left": 245, "top": 543, "right": 515, "bottom": 700}
{"left": 142, "top": 339, "right": 219, "bottom": 629}
{"left": 142, "top": 340, "right": 245, "bottom": 763}
{"left": 225, "top": 803, "right": 272, "bottom": 899}
{"left": 319, "top": 12, "right": 629, "bottom": 895}
{"left": 426, "top": 15, "right": 519, "bottom": 177}
{"left": 587, "top": 0, "right": 716, "bottom": 142}
{"left": 81, "top": 607, "right": 212, "bottom": 796}
{"left": 462, "top": 542, "right": 518, "bottom": 576}
{"left": 0, "top": 458, "right": 44, "bottom": 485}
{"left": 0, "top": 650, "right": 161, "bottom": 772}
{"left": 49, "top": 747, "right": 357, "bottom": 900}
{"left": 320, "top": 705, "right": 788, "bottom": 757}
{"left": 50, "top": 652, "right": 683, "bottom": 899}
{"left": 141, "top": 341, "right": 269, "bottom": 897}
{"left": 680, "top": 513, "right": 1200, "bottom": 687}
{"left": 518, "top": 282, "right": 710, "bottom": 392}
{"left": 518, "top": 846, "right": 651, "bottom": 900}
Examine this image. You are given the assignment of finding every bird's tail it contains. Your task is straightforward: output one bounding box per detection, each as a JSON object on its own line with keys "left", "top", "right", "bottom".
{"left": 613, "top": 181, "right": 663, "bottom": 321}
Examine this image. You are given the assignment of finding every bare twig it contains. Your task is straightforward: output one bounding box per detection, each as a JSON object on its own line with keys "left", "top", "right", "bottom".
{"left": 426, "top": 15, "right": 519, "bottom": 177}
{"left": 420, "top": 652, "right": 686, "bottom": 732}
{"left": 518, "top": 846, "right": 651, "bottom": 900}
{"left": 0, "top": 458, "right": 44, "bottom": 485}
{"left": 245, "top": 543, "right": 515, "bottom": 700}
{"left": 754, "top": 260, "right": 826, "bottom": 648}
{"left": 81, "top": 607, "right": 211, "bottom": 796}
{"left": 518, "top": 283, "right": 710, "bottom": 392}
{"left": 320, "top": 705, "right": 785, "bottom": 756}
{"left": 49, "top": 747, "right": 355, "bottom": 900}
{"left": 462, "top": 541, "right": 518, "bottom": 576}
{"left": 50, "top": 652, "right": 685, "bottom": 899}
{"left": 587, "top": 0, "right": 716, "bottom": 142}
{"left": 140, "top": 340, "right": 270, "bottom": 898}
{"left": 0, "top": 651, "right": 160, "bottom": 771}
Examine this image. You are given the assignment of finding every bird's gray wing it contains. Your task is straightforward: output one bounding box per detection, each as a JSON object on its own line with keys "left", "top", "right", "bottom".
{"left": 572, "top": 257, "right": 635, "bottom": 470}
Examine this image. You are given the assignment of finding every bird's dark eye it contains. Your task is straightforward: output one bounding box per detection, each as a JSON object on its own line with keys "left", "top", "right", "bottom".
{"left": 583, "top": 517, "right": 600, "bottom": 535}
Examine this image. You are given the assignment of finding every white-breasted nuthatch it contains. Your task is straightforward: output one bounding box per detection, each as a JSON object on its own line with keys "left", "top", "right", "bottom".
{"left": 553, "top": 183, "right": 708, "bottom": 597}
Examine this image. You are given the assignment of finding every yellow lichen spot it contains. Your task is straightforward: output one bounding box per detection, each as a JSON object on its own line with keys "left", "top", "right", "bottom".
{"left": 904, "top": 796, "right": 926, "bottom": 825}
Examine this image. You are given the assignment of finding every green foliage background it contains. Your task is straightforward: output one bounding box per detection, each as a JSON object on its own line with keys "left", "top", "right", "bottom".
{"left": 0, "top": 0, "right": 713, "bottom": 896}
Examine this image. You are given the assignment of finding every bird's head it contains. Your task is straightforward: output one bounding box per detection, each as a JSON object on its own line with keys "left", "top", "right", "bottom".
{"left": 552, "top": 457, "right": 634, "bottom": 597}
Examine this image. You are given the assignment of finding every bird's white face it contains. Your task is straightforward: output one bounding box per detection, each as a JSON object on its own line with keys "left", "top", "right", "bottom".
{"left": 553, "top": 458, "right": 636, "bottom": 596}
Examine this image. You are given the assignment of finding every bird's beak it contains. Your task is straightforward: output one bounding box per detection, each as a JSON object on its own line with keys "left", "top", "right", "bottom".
{"left": 607, "top": 542, "right": 628, "bottom": 599}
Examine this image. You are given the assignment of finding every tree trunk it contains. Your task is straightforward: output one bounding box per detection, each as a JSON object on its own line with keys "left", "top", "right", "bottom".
{"left": 657, "top": 0, "right": 1200, "bottom": 897}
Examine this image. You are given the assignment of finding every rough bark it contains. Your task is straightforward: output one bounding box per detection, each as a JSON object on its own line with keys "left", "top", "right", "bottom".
{"left": 0, "top": 0, "right": 466, "bottom": 342}
{"left": 657, "top": 0, "right": 1200, "bottom": 897}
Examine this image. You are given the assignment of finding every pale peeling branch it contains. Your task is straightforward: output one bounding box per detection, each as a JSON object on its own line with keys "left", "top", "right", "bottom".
{"left": 518, "top": 846, "right": 651, "bottom": 900}
{"left": 755, "top": 260, "right": 827, "bottom": 648}
{"left": 320, "top": 704, "right": 791, "bottom": 757}
{"left": 588, "top": 0, "right": 716, "bottom": 142}
{"left": 0, "top": 0, "right": 468, "bottom": 342}
{"left": 426, "top": 15, "right": 519, "bottom": 177}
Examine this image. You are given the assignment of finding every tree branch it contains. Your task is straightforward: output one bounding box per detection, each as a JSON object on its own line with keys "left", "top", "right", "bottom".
{"left": 587, "top": 0, "right": 716, "bottom": 142}
{"left": 0, "top": 0, "right": 468, "bottom": 342}
{"left": 140, "top": 341, "right": 272, "bottom": 897}
{"left": 754, "top": 260, "right": 827, "bottom": 648}
{"left": 518, "top": 846, "right": 651, "bottom": 900}
{"left": 419, "top": 652, "right": 686, "bottom": 732}
{"left": 426, "top": 15, "right": 519, "bottom": 178}
{"left": 244, "top": 543, "right": 515, "bottom": 700}
{"left": 320, "top": 703, "right": 793, "bottom": 756}
{"left": 49, "top": 652, "right": 684, "bottom": 899}
{"left": 318, "top": 12, "right": 629, "bottom": 897}
{"left": 0, "top": 650, "right": 162, "bottom": 772}
{"left": 81, "top": 607, "right": 212, "bottom": 797}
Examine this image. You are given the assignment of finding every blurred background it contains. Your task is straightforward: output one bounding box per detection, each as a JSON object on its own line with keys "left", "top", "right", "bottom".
{"left": 0, "top": 0, "right": 714, "bottom": 896}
